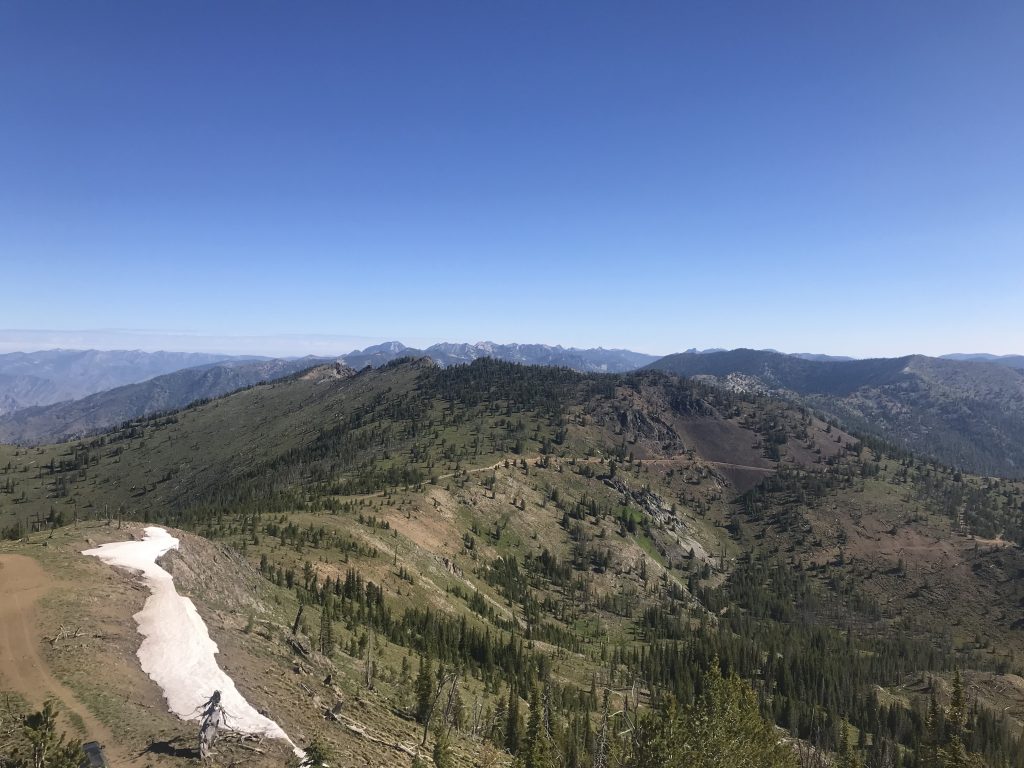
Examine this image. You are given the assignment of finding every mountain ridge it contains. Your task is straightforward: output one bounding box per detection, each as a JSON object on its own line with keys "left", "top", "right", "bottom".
{"left": 4, "top": 343, "right": 1024, "bottom": 469}
{"left": 647, "top": 348, "right": 1024, "bottom": 477}
{"left": 0, "top": 349, "right": 248, "bottom": 414}
{"left": 338, "top": 340, "right": 660, "bottom": 372}
{"left": 0, "top": 357, "right": 330, "bottom": 445}
{"left": 0, "top": 344, "right": 661, "bottom": 443}
{"left": 942, "top": 352, "right": 1024, "bottom": 369}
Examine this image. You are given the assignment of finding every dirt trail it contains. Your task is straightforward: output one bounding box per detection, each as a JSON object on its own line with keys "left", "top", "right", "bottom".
{"left": 0, "top": 554, "right": 134, "bottom": 766}
{"left": 704, "top": 460, "right": 775, "bottom": 472}
{"left": 334, "top": 453, "right": 776, "bottom": 504}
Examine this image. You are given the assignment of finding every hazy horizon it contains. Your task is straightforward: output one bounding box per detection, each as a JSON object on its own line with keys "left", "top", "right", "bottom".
{"left": 0, "top": 328, "right": 1019, "bottom": 361}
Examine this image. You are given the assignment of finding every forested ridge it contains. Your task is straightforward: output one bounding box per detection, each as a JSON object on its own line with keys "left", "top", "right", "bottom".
{"left": 648, "top": 349, "right": 1024, "bottom": 479}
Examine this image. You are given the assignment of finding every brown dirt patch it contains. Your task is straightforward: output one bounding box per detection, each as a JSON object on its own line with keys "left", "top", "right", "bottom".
{"left": 674, "top": 417, "right": 774, "bottom": 469}
{"left": 0, "top": 553, "right": 132, "bottom": 765}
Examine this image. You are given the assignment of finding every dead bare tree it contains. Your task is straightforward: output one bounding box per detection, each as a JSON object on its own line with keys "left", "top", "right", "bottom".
{"left": 470, "top": 695, "right": 483, "bottom": 739}
{"left": 441, "top": 673, "right": 460, "bottom": 729}
{"left": 364, "top": 632, "right": 375, "bottom": 689}
{"left": 795, "top": 739, "right": 831, "bottom": 768}
{"left": 197, "top": 690, "right": 231, "bottom": 759}
{"left": 420, "top": 669, "right": 460, "bottom": 746}
{"left": 48, "top": 625, "right": 84, "bottom": 646}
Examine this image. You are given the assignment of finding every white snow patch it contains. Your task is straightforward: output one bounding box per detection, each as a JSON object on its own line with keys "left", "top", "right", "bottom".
{"left": 83, "top": 527, "right": 302, "bottom": 757}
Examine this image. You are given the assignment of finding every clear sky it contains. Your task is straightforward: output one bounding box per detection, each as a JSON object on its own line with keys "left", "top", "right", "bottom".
{"left": 1, "top": 2, "right": 1021, "bottom": 358}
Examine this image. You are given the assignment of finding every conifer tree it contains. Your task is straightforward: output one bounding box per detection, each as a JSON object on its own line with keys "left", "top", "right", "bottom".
{"left": 505, "top": 684, "right": 521, "bottom": 755}
{"left": 838, "top": 721, "right": 862, "bottom": 768}
{"left": 524, "top": 684, "right": 549, "bottom": 768}
{"left": 318, "top": 596, "right": 334, "bottom": 656}
{"left": 491, "top": 692, "right": 507, "bottom": 747}
{"left": 10, "top": 700, "right": 84, "bottom": 768}
{"left": 432, "top": 727, "right": 452, "bottom": 768}
{"left": 416, "top": 654, "right": 435, "bottom": 724}
{"left": 302, "top": 735, "right": 335, "bottom": 767}
{"left": 919, "top": 694, "right": 942, "bottom": 768}
{"left": 616, "top": 661, "right": 796, "bottom": 768}
{"left": 941, "top": 670, "right": 980, "bottom": 768}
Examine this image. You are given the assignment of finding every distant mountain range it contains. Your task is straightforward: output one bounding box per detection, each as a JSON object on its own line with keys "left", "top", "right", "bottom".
{"left": 338, "top": 341, "right": 659, "bottom": 372}
{"left": 0, "top": 358, "right": 325, "bottom": 445}
{"left": 682, "top": 347, "right": 857, "bottom": 363}
{"left": 0, "top": 349, "right": 243, "bottom": 415}
{"left": 940, "top": 353, "right": 1024, "bottom": 370}
{"left": 0, "top": 344, "right": 659, "bottom": 416}
{"left": 0, "top": 343, "right": 659, "bottom": 444}
{"left": 647, "top": 349, "right": 1024, "bottom": 477}
{"left": 1, "top": 344, "right": 1022, "bottom": 471}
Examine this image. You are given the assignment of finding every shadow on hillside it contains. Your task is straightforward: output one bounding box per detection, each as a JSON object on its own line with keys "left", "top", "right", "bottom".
{"left": 143, "top": 738, "right": 200, "bottom": 759}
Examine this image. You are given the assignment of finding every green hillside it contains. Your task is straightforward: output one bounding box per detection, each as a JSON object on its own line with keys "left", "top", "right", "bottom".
{"left": 0, "top": 357, "right": 330, "bottom": 445}
{"left": 2, "top": 358, "right": 1023, "bottom": 767}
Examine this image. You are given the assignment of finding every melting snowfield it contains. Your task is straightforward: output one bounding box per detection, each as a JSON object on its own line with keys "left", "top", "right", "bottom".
{"left": 83, "top": 527, "right": 301, "bottom": 755}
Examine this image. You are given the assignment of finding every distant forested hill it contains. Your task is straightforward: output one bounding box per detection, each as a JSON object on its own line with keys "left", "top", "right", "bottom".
{"left": 648, "top": 349, "right": 1024, "bottom": 477}
{"left": 0, "top": 349, "right": 245, "bottom": 414}
{"left": 0, "top": 342, "right": 657, "bottom": 442}
{"left": 0, "top": 357, "right": 330, "bottom": 444}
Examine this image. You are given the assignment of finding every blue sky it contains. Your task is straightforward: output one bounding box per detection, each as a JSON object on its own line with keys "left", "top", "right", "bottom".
{"left": 1, "top": 2, "right": 1021, "bottom": 357}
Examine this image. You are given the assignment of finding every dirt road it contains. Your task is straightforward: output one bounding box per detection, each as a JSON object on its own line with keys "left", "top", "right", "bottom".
{"left": 0, "top": 554, "right": 128, "bottom": 764}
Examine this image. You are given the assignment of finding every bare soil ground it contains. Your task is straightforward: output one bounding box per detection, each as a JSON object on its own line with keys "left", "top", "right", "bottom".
{"left": 0, "top": 553, "right": 131, "bottom": 765}
{"left": 673, "top": 417, "right": 774, "bottom": 468}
